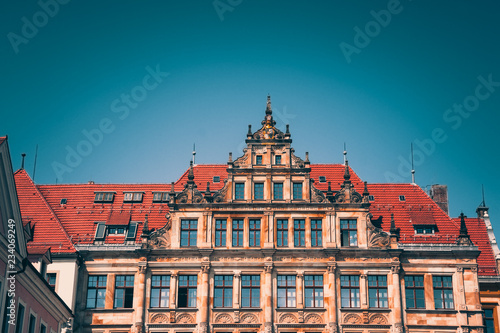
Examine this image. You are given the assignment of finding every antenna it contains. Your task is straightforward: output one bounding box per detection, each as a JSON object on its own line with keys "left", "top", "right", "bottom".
{"left": 411, "top": 143, "right": 415, "bottom": 184}
{"left": 33, "top": 144, "right": 39, "bottom": 182}
{"left": 21, "top": 153, "right": 26, "bottom": 169}
{"left": 343, "top": 142, "right": 347, "bottom": 165}
{"left": 192, "top": 143, "right": 196, "bottom": 165}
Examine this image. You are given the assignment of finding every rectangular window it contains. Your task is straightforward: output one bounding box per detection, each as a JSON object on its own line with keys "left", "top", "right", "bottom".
{"left": 414, "top": 225, "right": 436, "bottom": 234}
{"left": 241, "top": 275, "right": 260, "bottom": 308}
{"left": 108, "top": 227, "right": 125, "bottom": 235}
{"left": 277, "top": 220, "right": 288, "bottom": 247}
{"left": 114, "top": 275, "right": 134, "bottom": 308}
{"left": 277, "top": 275, "right": 296, "bottom": 308}
{"left": 483, "top": 308, "right": 495, "bottom": 333}
{"left": 294, "top": 219, "right": 305, "bottom": 247}
{"left": 215, "top": 219, "right": 227, "bottom": 247}
{"left": 405, "top": 276, "right": 425, "bottom": 309}
{"left": 28, "top": 314, "right": 36, "bottom": 333}
{"left": 47, "top": 273, "right": 56, "bottom": 289}
{"left": 256, "top": 155, "right": 263, "bottom": 165}
{"left": 153, "top": 192, "right": 169, "bottom": 202}
{"left": 123, "top": 192, "right": 143, "bottom": 202}
{"left": 214, "top": 275, "right": 233, "bottom": 308}
{"left": 318, "top": 176, "right": 326, "bottom": 183}
{"left": 40, "top": 324, "right": 46, "bottom": 333}
{"left": 368, "top": 275, "right": 388, "bottom": 308}
{"left": 311, "top": 219, "right": 322, "bottom": 247}
{"left": 86, "top": 275, "right": 107, "bottom": 308}
{"left": 15, "top": 304, "right": 25, "bottom": 333}
{"left": 178, "top": 275, "right": 197, "bottom": 308}
{"left": 232, "top": 219, "right": 244, "bottom": 247}
{"left": 180, "top": 220, "right": 197, "bottom": 247}
{"left": 249, "top": 219, "right": 261, "bottom": 247}
{"left": 433, "top": 276, "right": 454, "bottom": 309}
{"left": 305, "top": 275, "right": 324, "bottom": 308}
{"left": 293, "top": 183, "right": 303, "bottom": 200}
{"left": 254, "top": 183, "right": 264, "bottom": 200}
{"left": 94, "top": 192, "right": 114, "bottom": 203}
{"left": 126, "top": 222, "right": 138, "bottom": 240}
{"left": 213, "top": 176, "right": 220, "bottom": 183}
{"left": 150, "top": 275, "right": 170, "bottom": 308}
{"left": 341, "top": 219, "right": 357, "bottom": 246}
{"left": 275, "top": 155, "right": 281, "bottom": 165}
{"left": 341, "top": 275, "right": 360, "bottom": 308}
{"left": 95, "top": 222, "right": 106, "bottom": 240}
{"left": 235, "top": 183, "right": 245, "bottom": 200}
{"left": 273, "top": 183, "right": 283, "bottom": 200}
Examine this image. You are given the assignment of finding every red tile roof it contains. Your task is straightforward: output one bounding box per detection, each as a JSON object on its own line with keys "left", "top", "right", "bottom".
{"left": 13, "top": 164, "right": 497, "bottom": 275}
{"left": 0, "top": 136, "right": 6, "bottom": 146}
{"left": 106, "top": 211, "right": 131, "bottom": 225}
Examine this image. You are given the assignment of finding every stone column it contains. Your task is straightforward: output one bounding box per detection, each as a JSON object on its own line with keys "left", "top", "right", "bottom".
{"left": 360, "top": 274, "right": 368, "bottom": 309}
{"left": 234, "top": 271, "right": 241, "bottom": 308}
{"left": 327, "top": 264, "right": 338, "bottom": 333}
{"left": 169, "top": 272, "right": 178, "bottom": 309}
{"left": 199, "top": 264, "right": 210, "bottom": 333}
{"left": 391, "top": 262, "right": 403, "bottom": 333}
{"left": 456, "top": 266, "right": 467, "bottom": 330}
{"left": 105, "top": 273, "right": 115, "bottom": 309}
{"left": 297, "top": 272, "right": 304, "bottom": 308}
{"left": 263, "top": 264, "right": 273, "bottom": 333}
{"left": 134, "top": 263, "right": 147, "bottom": 333}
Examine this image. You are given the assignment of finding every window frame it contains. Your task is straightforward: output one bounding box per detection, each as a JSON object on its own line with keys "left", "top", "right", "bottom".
{"left": 215, "top": 219, "right": 227, "bottom": 247}
{"left": 152, "top": 192, "right": 169, "bottom": 203}
{"left": 178, "top": 275, "right": 197, "bottom": 308}
{"left": 180, "top": 219, "right": 198, "bottom": 247}
{"left": 275, "top": 155, "right": 281, "bottom": 165}
{"left": 404, "top": 275, "right": 425, "bottom": 309}
{"left": 114, "top": 275, "right": 135, "bottom": 309}
{"left": 235, "top": 183, "right": 245, "bottom": 200}
{"left": 256, "top": 155, "right": 263, "bottom": 165}
{"left": 46, "top": 272, "right": 57, "bottom": 289}
{"left": 433, "top": 276, "right": 454, "bottom": 309}
{"left": 368, "top": 275, "right": 388, "bottom": 308}
{"left": 241, "top": 275, "right": 260, "bottom": 308}
{"left": 249, "top": 219, "right": 261, "bottom": 247}
{"left": 214, "top": 275, "right": 233, "bottom": 308}
{"left": 150, "top": 275, "right": 170, "bottom": 308}
{"left": 94, "top": 192, "right": 114, "bottom": 203}
{"left": 277, "top": 219, "right": 288, "bottom": 247}
{"left": 254, "top": 183, "right": 264, "bottom": 200}
{"left": 293, "top": 219, "right": 305, "bottom": 247}
{"left": 232, "top": 219, "right": 244, "bottom": 247}
{"left": 273, "top": 182, "right": 283, "bottom": 200}
{"left": 86, "top": 275, "right": 107, "bottom": 309}
{"left": 277, "top": 275, "right": 296, "bottom": 308}
{"left": 311, "top": 219, "right": 322, "bottom": 247}
{"left": 340, "top": 219, "right": 358, "bottom": 247}
{"left": 304, "top": 275, "right": 324, "bottom": 308}
{"left": 292, "top": 183, "right": 303, "bottom": 200}
{"left": 341, "top": 275, "right": 360, "bottom": 308}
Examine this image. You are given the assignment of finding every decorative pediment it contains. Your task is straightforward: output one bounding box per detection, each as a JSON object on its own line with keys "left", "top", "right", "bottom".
{"left": 333, "top": 161, "right": 363, "bottom": 204}
{"left": 148, "top": 213, "right": 172, "bottom": 249}
{"left": 175, "top": 162, "right": 207, "bottom": 204}
{"left": 311, "top": 183, "right": 328, "bottom": 203}
{"left": 212, "top": 179, "right": 229, "bottom": 203}
{"left": 366, "top": 213, "right": 390, "bottom": 248}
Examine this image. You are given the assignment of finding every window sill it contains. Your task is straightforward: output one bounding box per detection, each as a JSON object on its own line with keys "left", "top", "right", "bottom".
{"left": 175, "top": 307, "right": 198, "bottom": 312}
{"left": 276, "top": 308, "right": 326, "bottom": 312}
{"left": 405, "top": 308, "right": 457, "bottom": 314}
{"left": 86, "top": 308, "right": 134, "bottom": 312}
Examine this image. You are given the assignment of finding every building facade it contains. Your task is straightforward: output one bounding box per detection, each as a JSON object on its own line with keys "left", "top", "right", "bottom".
{"left": 10, "top": 97, "right": 500, "bottom": 333}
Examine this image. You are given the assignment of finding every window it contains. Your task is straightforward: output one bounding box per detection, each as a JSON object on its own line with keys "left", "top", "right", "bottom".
{"left": 254, "top": 183, "right": 264, "bottom": 200}
{"left": 318, "top": 176, "right": 326, "bottom": 183}
{"left": 293, "top": 183, "right": 302, "bottom": 200}
{"left": 368, "top": 275, "right": 388, "bottom": 308}
{"left": 294, "top": 219, "right": 305, "bottom": 247}
{"left": 256, "top": 155, "right": 263, "bottom": 165}
{"left": 277, "top": 275, "right": 296, "bottom": 308}
{"left": 86, "top": 275, "right": 107, "bottom": 308}
{"left": 94, "top": 192, "right": 114, "bottom": 203}
{"left": 40, "top": 323, "right": 46, "bottom": 333}
{"left": 15, "top": 303, "right": 25, "bottom": 333}
{"left": 414, "top": 225, "right": 436, "bottom": 234}
{"left": 95, "top": 222, "right": 106, "bottom": 240}
{"left": 275, "top": 155, "right": 281, "bottom": 165}
{"left": 341, "top": 275, "right": 360, "bottom": 308}
{"left": 235, "top": 183, "right": 245, "bottom": 200}
{"left": 232, "top": 220, "right": 244, "bottom": 247}
{"left": 249, "top": 219, "right": 261, "bottom": 247}
{"left": 28, "top": 314, "right": 36, "bottom": 333}
{"left": 311, "top": 219, "right": 322, "bottom": 247}
{"left": 60, "top": 198, "right": 67, "bottom": 205}
{"left": 178, "top": 275, "right": 197, "bottom": 308}
{"left": 114, "top": 275, "right": 134, "bottom": 308}
{"left": 277, "top": 220, "right": 288, "bottom": 247}
{"left": 241, "top": 275, "right": 260, "bottom": 308}
{"left": 433, "top": 276, "right": 454, "bottom": 309}
{"left": 405, "top": 276, "right": 425, "bottom": 309}
{"left": 213, "top": 176, "right": 220, "bottom": 183}
{"left": 305, "top": 275, "right": 324, "bottom": 307}
{"left": 215, "top": 219, "right": 227, "bottom": 247}
{"left": 399, "top": 195, "right": 406, "bottom": 201}
{"left": 273, "top": 183, "right": 283, "bottom": 200}
{"left": 368, "top": 195, "right": 375, "bottom": 201}
{"left": 47, "top": 273, "right": 56, "bottom": 289}
{"left": 153, "top": 192, "right": 169, "bottom": 202}
{"left": 341, "top": 219, "right": 357, "bottom": 247}
{"left": 180, "top": 220, "right": 197, "bottom": 247}
{"left": 214, "top": 275, "right": 233, "bottom": 308}
{"left": 126, "top": 222, "right": 138, "bottom": 240}
{"left": 108, "top": 227, "right": 125, "bottom": 235}
{"left": 150, "top": 275, "right": 170, "bottom": 308}
{"left": 123, "top": 192, "right": 143, "bottom": 202}
{"left": 483, "top": 308, "right": 495, "bottom": 333}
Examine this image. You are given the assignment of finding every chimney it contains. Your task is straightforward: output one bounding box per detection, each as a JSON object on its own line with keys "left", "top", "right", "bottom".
{"left": 430, "top": 185, "right": 449, "bottom": 215}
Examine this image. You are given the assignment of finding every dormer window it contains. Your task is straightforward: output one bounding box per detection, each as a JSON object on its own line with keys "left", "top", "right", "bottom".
{"left": 275, "top": 155, "right": 281, "bottom": 165}
{"left": 153, "top": 192, "right": 169, "bottom": 203}
{"left": 368, "top": 195, "right": 375, "bottom": 201}
{"left": 123, "top": 192, "right": 143, "bottom": 203}
{"left": 256, "top": 155, "right": 263, "bottom": 165}
{"left": 414, "top": 225, "right": 436, "bottom": 234}
{"left": 60, "top": 198, "right": 67, "bottom": 205}
{"left": 399, "top": 195, "right": 406, "bottom": 201}
{"left": 108, "top": 227, "right": 125, "bottom": 235}
{"left": 318, "top": 176, "right": 326, "bottom": 183}
{"left": 213, "top": 176, "right": 220, "bottom": 183}
{"left": 94, "top": 192, "right": 114, "bottom": 203}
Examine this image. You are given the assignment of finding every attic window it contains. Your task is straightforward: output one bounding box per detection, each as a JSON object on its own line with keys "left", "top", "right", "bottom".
{"left": 368, "top": 195, "right": 375, "bottom": 201}
{"left": 60, "top": 198, "right": 67, "bottom": 205}
{"left": 123, "top": 192, "right": 143, "bottom": 203}
{"left": 95, "top": 222, "right": 106, "bottom": 240}
{"left": 153, "top": 192, "right": 169, "bottom": 203}
{"left": 213, "top": 176, "right": 220, "bottom": 183}
{"left": 399, "top": 195, "right": 406, "bottom": 201}
{"left": 94, "top": 192, "right": 114, "bottom": 203}
{"left": 414, "top": 225, "right": 436, "bottom": 234}
{"left": 126, "top": 222, "right": 138, "bottom": 240}
{"left": 256, "top": 155, "right": 263, "bottom": 165}
{"left": 318, "top": 176, "right": 326, "bottom": 183}
{"left": 108, "top": 227, "right": 125, "bottom": 235}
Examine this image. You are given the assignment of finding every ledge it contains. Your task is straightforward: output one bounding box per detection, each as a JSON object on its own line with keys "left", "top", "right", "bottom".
{"left": 405, "top": 309, "right": 457, "bottom": 314}
{"left": 86, "top": 308, "right": 134, "bottom": 313}
{"left": 275, "top": 307, "right": 327, "bottom": 312}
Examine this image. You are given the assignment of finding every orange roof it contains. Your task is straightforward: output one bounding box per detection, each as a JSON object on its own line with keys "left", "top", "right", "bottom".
{"left": 0, "top": 136, "right": 6, "bottom": 145}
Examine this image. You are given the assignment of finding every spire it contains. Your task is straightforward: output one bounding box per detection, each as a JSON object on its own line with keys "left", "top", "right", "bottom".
{"left": 343, "top": 142, "right": 347, "bottom": 166}
{"left": 477, "top": 185, "right": 489, "bottom": 218}
{"left": 411, "top": 143, "right": 415, "bottom": 184}
{"left": 457, "top": 212, "right": 473, "bottom": 246}
{"left": 21, "top": 153, "right": 26, "bottom": 169}
{"left": 192, "top": 143, "right": 196, "bottom": 165}
{"left": 266, "top": 95, "right": 272, "bottom": 114}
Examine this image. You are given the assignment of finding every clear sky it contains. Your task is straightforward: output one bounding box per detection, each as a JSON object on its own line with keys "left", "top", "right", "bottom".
{"left": 2, "top": 1, "right": 499, "bottom": 230}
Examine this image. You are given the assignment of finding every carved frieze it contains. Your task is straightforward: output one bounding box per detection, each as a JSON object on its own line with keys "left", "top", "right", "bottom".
{"left": 311, "top": 184, "right": 328, "bottom": 203}
{"left": 176, "top": 313, "right": 195, "bottom": 324}
{"left": 343, "top": 313, "right": 362, "bottom": 324}
{"left": 279, "top": 313, "right": 298, "bottom": 323}
{"left": 304, "top": 313, "right": 323, "bottom": 324}
{"left": 214, "top": 313, "right": 233, "bottom": 324}
{"left": 240, "top": 313, "right": 258, "bottom": 324}
{"left": 150, "top": 313, "right": 169, "bottom": 323}
{"left": 369, "top": 314, "right": 388, "bottom": 324}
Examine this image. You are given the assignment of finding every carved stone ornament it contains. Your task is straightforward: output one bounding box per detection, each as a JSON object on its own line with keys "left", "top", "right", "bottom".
{"left": 148, "top": 215, "right": 172, "bottom": 249}
{"left": 291, "top": 153, "right": 305, "bottom": 168}
{"left": 393, "top": 323, "right": 403, "bottom": 333}
{"left": 369, "top": 314, "right": 388, "bottom": 324}
{"left": 344, "top": 313, "right": 362, "bottom": 324}
{"left": 280, "top": 313, "right": 298, "bottom": 323}
{"left": 329, "top": 322, "right": 338, "bottom": 333}
{"left": 176, "top": 313, "right": 194, "bottom": 324}
{"left": 311, "top": 184, "right": 328, "bottom": 203}
{"left": 215, "top": 313, "right": 233, "bottom": 324}
{"left": 240, "top": 313, "right": 258, "bottom": 324}
{"left": 305, "top": 313, "right": 323, "bottom": 324}
{"left": 233, "top": 150, "right": 249, "bottom": 167}
{"left": 150, "top": 313, "right": 169, "bottom": 323}
{"left": 198, "top": 322, "right": 208, "bottom": 333}
{"left": 367, "top": 213, "right": 390, "bottom": 247}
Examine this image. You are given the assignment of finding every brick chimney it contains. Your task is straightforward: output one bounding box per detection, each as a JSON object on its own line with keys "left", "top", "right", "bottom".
{"left": 430, "top": 185, "right": 449, "bottom": 215}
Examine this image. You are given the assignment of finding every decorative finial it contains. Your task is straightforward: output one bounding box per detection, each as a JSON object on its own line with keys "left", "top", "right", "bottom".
{"left": 286, "top": 124, "right": 290, "bottom": 134}
{"left": 21, "top": 153, "right": 26, "bottom": 169}
{"left": 305, "top": 152, "right": 309, "bottom": 162}
{"left": 481, "top": 184, "right": 486, "bottom": 207}
{"left": 192, "top": 143, "right": 196, "bottom": 165}
{"left": 247, "top": 125, "right": 252, "bottom": 137}
{"left": 457, "top": 212, "right": 473, "bottom": 246}
{"left": 142, "top": 214, "right": 149, "bottom": 235}
{"left": 228, "top": 152, "right": 233, "bottom": 163}
{"left": 343, "top": 142, "right": 347, "bottom": 166}
{"left": 266, "top": 95, "right": 272, "bottom": 114}
{"left": 390, "top": 213, "right": 400, "bottom": 241}
{"left": 188, "top": 161, "right": 194, "bottom": 183}
{"left": 363, "top": 181, "right": 369, "bottom": 196}
{"left": 459, "top": 212, "right": 468, "bottom": 236}
{"left": 344, "top": 160, "right": 351, "bottom": 182}
{"left": 411, "top": 143, "right": 415, "bottom": 184}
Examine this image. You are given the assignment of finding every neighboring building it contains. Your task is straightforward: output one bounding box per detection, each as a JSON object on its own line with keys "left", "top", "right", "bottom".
{"left": 10, "top": 97, "right": 500, "bottom": 333}
{"left": 0, "top": 136, "right": 72, "bottom": 333}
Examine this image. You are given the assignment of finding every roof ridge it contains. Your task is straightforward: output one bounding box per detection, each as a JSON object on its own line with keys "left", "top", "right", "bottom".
{"left": 16, "top": 170, "right": 76, "bottom": 251}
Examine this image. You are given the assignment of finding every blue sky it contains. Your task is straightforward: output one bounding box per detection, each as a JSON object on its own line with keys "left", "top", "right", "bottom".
{"left": 2, "top": 1, "right": 499, "bottom": 230}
